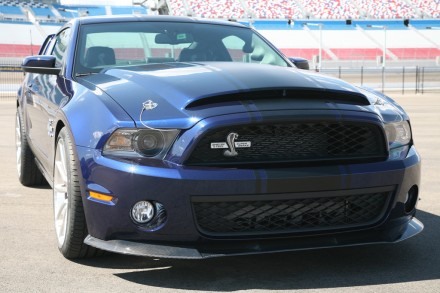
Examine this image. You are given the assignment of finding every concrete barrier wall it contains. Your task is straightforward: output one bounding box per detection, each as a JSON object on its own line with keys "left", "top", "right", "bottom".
{"left": 0, "top": 22, "right": 61, "bottom": 56}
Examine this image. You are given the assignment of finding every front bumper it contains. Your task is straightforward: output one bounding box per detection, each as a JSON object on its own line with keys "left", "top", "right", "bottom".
{"left": 78, "top": 144, "right": 422, "bottom": 258}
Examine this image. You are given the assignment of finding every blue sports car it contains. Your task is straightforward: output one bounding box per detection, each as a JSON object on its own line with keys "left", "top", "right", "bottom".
{"left": 17, "top": 15, "right": 422, "bottom": 259}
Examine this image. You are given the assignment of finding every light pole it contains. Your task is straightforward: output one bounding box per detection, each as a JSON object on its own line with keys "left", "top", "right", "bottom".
{"left": 303, "top": 22, "right": 323, "bottom": 71}
{"left": 366, "top": 24, "right": 388, "bottom": 92}
{"left": 367, "top": 24, "right": 387, "bottom": 68}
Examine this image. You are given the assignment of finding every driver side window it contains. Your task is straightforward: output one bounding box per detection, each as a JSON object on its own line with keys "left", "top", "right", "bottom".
{"left": 52, "top": 28, "right": 71, "bottom": 68}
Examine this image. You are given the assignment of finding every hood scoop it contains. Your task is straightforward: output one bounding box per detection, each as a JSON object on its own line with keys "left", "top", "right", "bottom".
{"left": 185, "top": 88, "right": 371, "bottom": 109}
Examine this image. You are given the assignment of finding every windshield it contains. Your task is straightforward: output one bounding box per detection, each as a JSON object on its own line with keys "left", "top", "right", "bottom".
{"left": 74, "top": 21, "right": 289, "bottom": 75}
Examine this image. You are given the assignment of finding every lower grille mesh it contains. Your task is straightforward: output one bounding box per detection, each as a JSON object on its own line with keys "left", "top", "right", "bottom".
{"left": 193, "top": 191, "right": 391, "bottom": 236}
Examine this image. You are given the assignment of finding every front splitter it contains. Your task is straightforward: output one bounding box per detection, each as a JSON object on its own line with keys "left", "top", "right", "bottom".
{"left": 84, "top": 218, "right": 423, "bottom": 259}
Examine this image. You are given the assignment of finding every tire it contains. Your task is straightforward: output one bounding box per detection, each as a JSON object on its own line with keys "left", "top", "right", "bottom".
{"left": 15, "top": 110, "right": 45, "bottom": 186}
{"left": 53, "top": 128, "right": 100, "bottom": 259}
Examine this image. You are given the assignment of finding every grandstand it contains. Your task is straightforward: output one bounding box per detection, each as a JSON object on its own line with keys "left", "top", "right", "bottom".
{"left": 0, "top": 1, "right": 439, "bottom": 23}
{"left": 185, "top": 0, "right": 245, "bottom": 19}
{"left": 246, "top": 0, "right": 304, "bottom": 19}
{"left": 0, "top": 0, "right": 149, "bottom": 23}
{"left": 0, "top": 0, "right": 26, "bottom": 21}
{"left": 301, "top": 0, "right": 361, "bottom": 19}
{"left": 111, "top": 5, "right": 147, "bottom": 15}
{"left": 356, "top": 0, "right": 417, "bottom": 19}
{"left": 0, "top": 0, "right": 439, "bottom": 67}
{"left": 415, "top": 0, "right": 440, "bottom": 18}
{"left": 166, "top": 0, "right": 440, "bottom": 19}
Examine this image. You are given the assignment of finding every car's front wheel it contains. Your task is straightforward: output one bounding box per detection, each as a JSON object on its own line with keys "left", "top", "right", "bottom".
{"left": 53, "top": 128, "right": 99, "bottom": 259}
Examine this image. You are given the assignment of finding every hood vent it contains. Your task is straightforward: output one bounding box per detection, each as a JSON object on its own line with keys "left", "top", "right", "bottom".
{"left": 185, "top": 89, "right": 370, "bottom": 109}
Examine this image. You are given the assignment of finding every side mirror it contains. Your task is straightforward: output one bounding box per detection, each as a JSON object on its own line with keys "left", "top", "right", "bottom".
{"left": 21, "top": 55, "right": 61, "bottom": 75}
{"left": 288, "top": 57, "right": 310, "bottom": 70}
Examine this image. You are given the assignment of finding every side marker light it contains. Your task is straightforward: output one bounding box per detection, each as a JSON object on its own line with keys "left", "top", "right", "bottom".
{"left": 89, "top": 191, "right": 114, "bottom": 202}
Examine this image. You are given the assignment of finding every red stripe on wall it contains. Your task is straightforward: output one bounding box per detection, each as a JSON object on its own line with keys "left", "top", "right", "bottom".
{"left": 389, "top": 48, "right": 440, "bottom": 59}
{"left": 1, "top": 44, "right": 438, "bottom": 61}
{"left": 0, "top": 44, "right": 41, "bottom": 57}
{"left": 280, "top": 48, "right": 440, "bottom": 61}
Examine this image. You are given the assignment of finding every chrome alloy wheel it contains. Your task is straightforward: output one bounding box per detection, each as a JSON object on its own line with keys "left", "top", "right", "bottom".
{"left": 15, "top": 113, "right": 21, "bottom": 178}
{"left": 53, "top": 137, "right": 69, "bottom": 247}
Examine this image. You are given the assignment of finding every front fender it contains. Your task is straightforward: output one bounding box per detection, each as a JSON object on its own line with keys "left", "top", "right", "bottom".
{"left": 61, "top": 83, "right": 135, "bottom": 150}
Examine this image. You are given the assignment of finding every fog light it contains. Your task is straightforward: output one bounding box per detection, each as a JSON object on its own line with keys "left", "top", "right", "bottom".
{"left": 404, "top": 186, "right": 419, "bottom": 214}
{"left": 131, "top": 201, "right": 155, "bottom": 224}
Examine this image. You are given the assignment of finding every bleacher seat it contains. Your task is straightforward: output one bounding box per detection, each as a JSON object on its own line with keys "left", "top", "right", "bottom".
{"left": 83, "top": 6, "right": 106, "bottom": 16}
{"left": 31, "top": 7, "right": 55, "bottom": 18}
{"left": 413, "top": 0, "right": 440, "bottom": 18}
{"left": 0, "top": 5, "right": 23, "bottom": 16}
{"left": 247, "top": 0, "right": 303, "bottom": 19}
{"left": 53, "top": 4, "right": 106, "bottom": 19}
{"left": 186, "top": 0, "right": 246, "bottom": 18}
{"left": 111, "top": 6, "right": 146, "bottom": 15}
{"left": 301, "top": 0, "right": 360, "bottom": 19}
{"left": 357, "top": 0, "right": 417, "bottom": 19}
{"left": 168, "top": 0, "right": 186, "bottom": 16}
{"left": 54, "top": 6, "right": 78, "bottom": 19}
{"left": 168, "top": 0, "right": 437, "bottom": 19}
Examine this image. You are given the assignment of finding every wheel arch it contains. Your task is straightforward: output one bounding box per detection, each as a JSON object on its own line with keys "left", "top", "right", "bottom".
{"left": 55, "top": 120, "right": 66, "bottom": 145}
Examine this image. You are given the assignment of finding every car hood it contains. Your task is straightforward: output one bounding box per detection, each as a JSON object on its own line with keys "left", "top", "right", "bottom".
{"left": 78, "top": 62, "right": 402, "bottom": 129}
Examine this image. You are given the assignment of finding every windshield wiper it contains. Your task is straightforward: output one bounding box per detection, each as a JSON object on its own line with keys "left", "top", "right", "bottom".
{"left": 75, "top": 72, "right": 98, "bottom": 77}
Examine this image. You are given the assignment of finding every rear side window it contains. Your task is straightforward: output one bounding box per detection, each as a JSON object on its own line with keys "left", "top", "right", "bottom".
{"left": 38, "top": 34, "right": 55, "bottom": 55}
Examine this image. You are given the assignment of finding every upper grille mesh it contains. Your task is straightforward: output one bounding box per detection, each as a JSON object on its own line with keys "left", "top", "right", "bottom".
{"left": 186, "top": 122, "right": 387, "bottom": 166}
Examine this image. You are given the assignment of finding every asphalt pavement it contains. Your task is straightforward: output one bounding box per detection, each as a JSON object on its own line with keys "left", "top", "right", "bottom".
{"left": 0, "top": 93, "right": 439, "bottom": 292}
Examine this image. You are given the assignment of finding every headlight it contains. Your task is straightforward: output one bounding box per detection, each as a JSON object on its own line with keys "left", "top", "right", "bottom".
{"left": 384, "top": 121, "right": 411, "bottom": 149}
{"left": 384, "top": 121, "right": 411, "bottom": 160}
{"left": 103, "top": 129, "right": 179, "bottom": 159}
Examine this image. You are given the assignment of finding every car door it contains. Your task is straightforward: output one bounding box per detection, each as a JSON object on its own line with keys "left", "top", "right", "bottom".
{"left": 25, "top": 28, "right": 72, "bottom": 174}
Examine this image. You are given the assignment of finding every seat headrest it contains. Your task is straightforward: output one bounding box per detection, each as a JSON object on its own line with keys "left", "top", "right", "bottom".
{"left": 85, "top": 46, "right": 116, "bottom": 67}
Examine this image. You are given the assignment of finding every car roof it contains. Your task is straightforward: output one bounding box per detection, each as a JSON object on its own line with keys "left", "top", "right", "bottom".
{"left": 73, "top": 15, "right": 247, "bottom": 28}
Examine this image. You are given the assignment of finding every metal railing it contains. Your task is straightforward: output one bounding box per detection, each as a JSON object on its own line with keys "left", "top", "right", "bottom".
{"left": 1, "top": 59, "right": 439, "bottom": 100}
{"left": 321, "top": 66, "right": 440, "bottom": 95}
{"left": 0, "top": 58, "right": 22, "bottom": 100}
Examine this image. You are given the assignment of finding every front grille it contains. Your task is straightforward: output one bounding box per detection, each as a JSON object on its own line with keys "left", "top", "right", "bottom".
{"left": 186, "top": 122, "right": 387, "bottom": 166}
{"left": 192, "top": 191, "right": 391, "bottom": 236}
